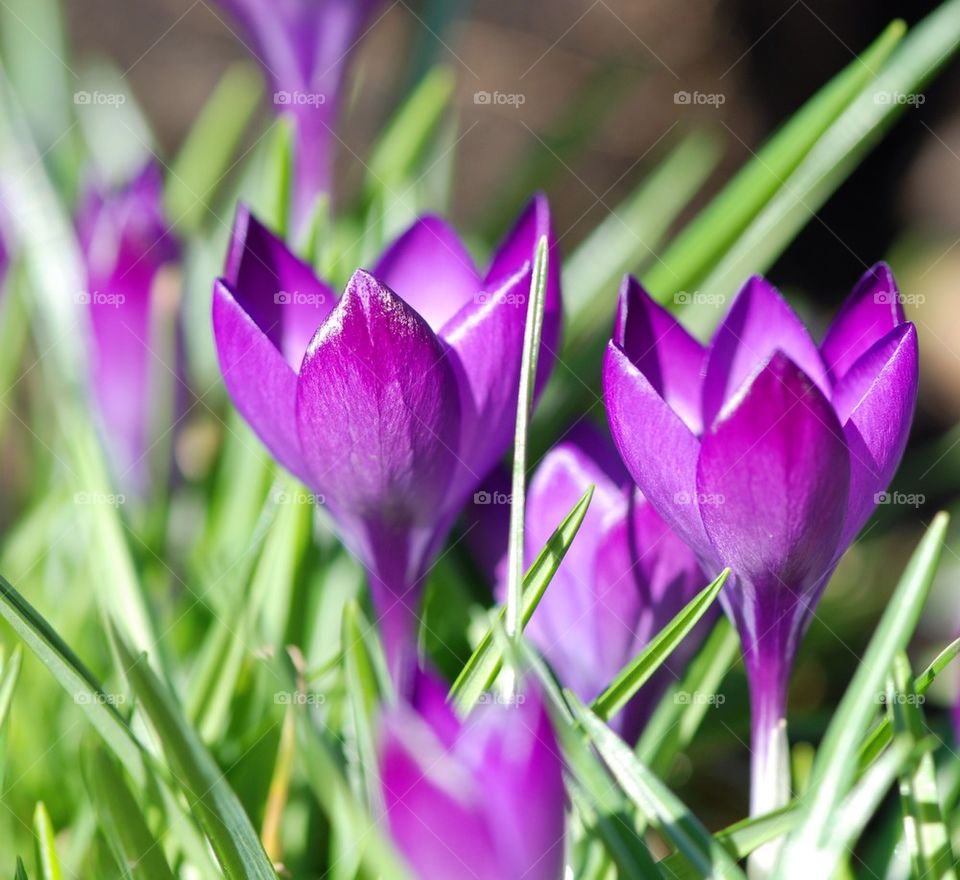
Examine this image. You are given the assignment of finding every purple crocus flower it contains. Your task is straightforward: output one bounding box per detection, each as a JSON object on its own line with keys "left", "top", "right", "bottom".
{"left": 212, "top": 195, "right": 561, "bottom": 679}
{"left": 215, "top": 0, "right": 380, "bottom": 228}
{"left": 78, "top": 165, "right": 180, "bottom": 497}
{"left": 603, "top": 266, "right": 918, "bottom": 814}
{"left": 379, "top": 672, "right": 566, "bottom": 880}
{"left": 475, "top": 424, "right": 709, "bottom": 741}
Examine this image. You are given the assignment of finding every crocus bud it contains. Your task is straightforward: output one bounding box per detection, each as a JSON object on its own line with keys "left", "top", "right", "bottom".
{"left": 77, "top": 165, "right": 180, "bottom": 498}
{"left": 603, "top": 267, "right": 918, "bottom": 815}
{"left": 474, "top": 424, "right": 709, "bottom": 741}
{"left": 379, "top": 673, "right": 566, "bottom": 880}
{"left": 214, "top": 0, "right": 380, "bottom": 228}
{"left": 212, "top": 195, "right": 561, "bottom": 681}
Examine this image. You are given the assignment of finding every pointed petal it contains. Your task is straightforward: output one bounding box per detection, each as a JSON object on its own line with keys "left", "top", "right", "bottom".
{"left": 701, "top": 276, "right": 829, "bottom": 431}
{"left": 821, "top": 262, "right": 905, "bottom": 384}
{"left": 225, "top": 205, "right": 336, "bottom": 370}
{"left": 373, "top": 215, "right": 481, "bottom": 333}
{"left": 697, "top": 351, "right": 849, "bottom": 594}
{"left": 833, "top": 323, "right": 918, "bottom": 547}
{"left": 613, "top": 276, "right": 706, "bottom": 434}
{"left": 603, "top": 343, "right": 713, "bottom": 563}
{"left": 294, "top": 269, "right": 460, "bottom": 523}
{"left": 212, "top": 279, "right": 310, "bottom": 484}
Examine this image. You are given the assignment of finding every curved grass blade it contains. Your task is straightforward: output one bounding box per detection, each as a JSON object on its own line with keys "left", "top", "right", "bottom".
{"left": 570, "top": 692, "right": 746, "bottom": 879}
{"left": 33, "top": 803, "right": 61, "bottom": 880}
{"left": 83, "top": 746, "right": 176, "bottom": 880}
{"left": 110, "top": 625, "right": 277, "bottom": 880}
{"left": 637, "top": 617, "right": 741, "bottom": 773}
{"left": 778, "top": 512, "right": 949, "bottom": 878}
{"left": 592, "top": 568, "right": 729, "bottom": 721}
{"left": 448, "top": 484, "right": 594, "bottom": 713}
{"left": 701, "top": 0, "right": 960, "bottom": 303}
{"left": 644, "top": 20, "right": 904, "bottom": 300}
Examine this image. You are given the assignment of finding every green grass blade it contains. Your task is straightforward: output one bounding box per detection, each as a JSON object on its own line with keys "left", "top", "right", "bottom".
{"left": 778, "top": 512, "right": 949, "bottom": 877}
{"left": 701, "top": 0, "right": 960, "bottom": 302}
{"left": 887, "top": 653, "right": 956, "bottom": 879}
{"left": 165, "top": 62, "right": 263, "bottom": 232}
{"left": 643, "top": 19, "right": 904, "bottom": 300}
{"left": 592, "top": 569, "right": 729, "bottom": 721}
{"left": 570, "top": 692, "right": 746, "bottom": 879}
{"left": 506, "top": 236, "right": 550, "bottom": 641}
{"left": 637, "top": 617, "right": 740, "bottom": 773}
{"left": 448, "top": 485, "right": 594, "bottom": 713}
{"left": 32, "top": 803, "right": 61, "bottom": 880}
{"left": 83, "top": 746, "right": 176, "bottom": 880}
{"left": 110, "top": 626, "right": 277, "bottom": 880}
{"left": 14, "top": 857, "right": 29, "bottom": 880}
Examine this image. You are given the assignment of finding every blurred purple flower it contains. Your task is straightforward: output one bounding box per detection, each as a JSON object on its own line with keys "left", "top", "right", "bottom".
{"left": 473, "top": 424, "right": 709, "bottom": 741}
{"left": 212, "top": 195, "right": 561, "bottom": 679}
{"left": 379, "top": 672, "right": 565, "bottom": 880}
{"left": 78, "top": 165, "right": 180, "bottom": 497}
{"left": 214, "top": 0, "right": 380, "bottom": 228}
{"left": 603, "top": 266, "right": 918, "bottom": 813}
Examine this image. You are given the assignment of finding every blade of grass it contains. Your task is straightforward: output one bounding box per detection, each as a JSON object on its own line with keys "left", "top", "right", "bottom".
{"left": 592, "top": 569, "right": 729, "bottom": 720}
{"left": 110, "top": 624, "right": 277, "bottom": 880}
{"left": 643, "top": 20, "right": 904, "bottom": 300}
{"left": 15, "top": 857, "right": 29, "bottom": 880}
{"left": 83, "top": 746, "right": 176, "bottom": 880}
{"left": 506, "top": 236, "right": 550, "bottom": 642}
{"left": 33, "top": 803, "right": 61, "bottom": 880}
{"left": 570, "top": 692, "right": 746, "bottom": 879}
{"left": 448, "top": 484, "right": 594, "bottom": 713}
{"left": 887, "top": 653, "right": 956, "bottom": 879}
{"left": 778, "top": 512, "right": 949, "bottom": 877}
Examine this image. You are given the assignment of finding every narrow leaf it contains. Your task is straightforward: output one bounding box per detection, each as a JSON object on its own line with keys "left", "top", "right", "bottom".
{"left": 33, "top": 803, "right": 61, "bottom": 880}
{"left": 592, "top": 569, "right": 729, "bottom": 720}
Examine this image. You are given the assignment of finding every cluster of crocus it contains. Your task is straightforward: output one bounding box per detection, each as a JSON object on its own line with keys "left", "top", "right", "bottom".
{"left": 213, "top": 195, "right": 561, "bottom": 680}
{"left": 77, "top": 164, "right": 180, "bottom": 497}
{"left": 472, "top": 424, "right": 709, "bottom": 740}
{"left": 214, "top": 0, "right": 381, "bottom": 229}
{"left": 603, "top": 266, "right": 918, "bottom": 814}
{"left": 379, "top": 672, "right": 565, "bottom": 880}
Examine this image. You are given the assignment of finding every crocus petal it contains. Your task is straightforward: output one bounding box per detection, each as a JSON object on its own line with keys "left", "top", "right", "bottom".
{"left": 613, "top": 276, "right": 706, "bottom": 434}
{"left": 373, "top": 215, "right": 481, "bottom": 332}
{"left": 701, "top": 276, "right": 830, "bottom": 431}
{"left": 225, "top": 205, "right": 336, "bottom": 369}
{"left": 697, "top": 351, "right": 850, "bottom": 596}
{"left": 832, "top": 323, "right": 918, "bottom": 548}
{"left": 603, "top": 343, "right": 713, "bottom": 563}
{"left": 212, "top": 279, "right": 311, "bottom": 484}
{"left": 821, "top": 262, "right": 905, "bottom": 384}
{"left": 484, "top": 192, "right": 562, "bottom": 368}
{"left": 294, "top": 269, "right": 460, "bottom": 525}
